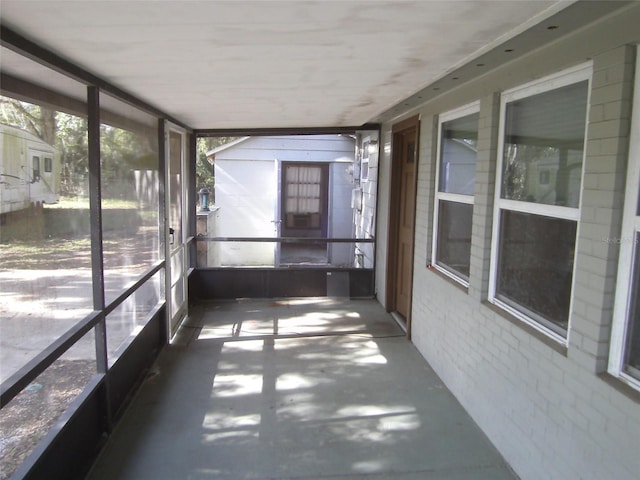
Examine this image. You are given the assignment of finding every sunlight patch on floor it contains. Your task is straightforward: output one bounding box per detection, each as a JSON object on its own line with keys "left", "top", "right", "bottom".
{"left": 203, "top": 412, "right": 261, "bottom": 430}
{"left": 276, "top": 372, "right": 326, "bottom": 391}
{"left": 212, "top": 373, "right": 263, "bottom": 398}
{"left": 352, "top": 459, "right": 390, "bottom": 474}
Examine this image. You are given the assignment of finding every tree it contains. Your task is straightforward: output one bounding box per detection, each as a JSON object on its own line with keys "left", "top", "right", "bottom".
{"left": 196, "top": 136, "right": 238, "bottom": 203}
{"left": 0, "top": 97, "right": 56, "bottom": 145}
{"left": 56, "top": 113, "right": 89, "bottom": 196}
{"left": 1, "top": 96, "right": 92, "bottom": 197}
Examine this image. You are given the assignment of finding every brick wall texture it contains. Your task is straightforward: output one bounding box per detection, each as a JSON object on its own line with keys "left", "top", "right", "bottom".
{"left": 378, "top": 11, "right": 640, "bottom": 480}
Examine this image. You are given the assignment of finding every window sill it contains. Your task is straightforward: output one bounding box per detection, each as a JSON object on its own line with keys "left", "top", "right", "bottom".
{"left": 599, "top": 372, "right": 640, "bottom": 404}
{"left": 427, "top": 264, "right": 469, "bottom": 293}
{"left": 482, "top": 300, "right": 569, "bottom": 356}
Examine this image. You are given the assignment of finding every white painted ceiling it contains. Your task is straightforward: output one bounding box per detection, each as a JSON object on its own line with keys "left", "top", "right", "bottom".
{"left": 0, "top": 1, "right": 584, "bottom": 129}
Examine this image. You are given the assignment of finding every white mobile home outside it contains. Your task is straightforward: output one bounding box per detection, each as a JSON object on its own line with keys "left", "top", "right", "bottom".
{"left": 0, "top": 123, "right": 60, "bottom": 214}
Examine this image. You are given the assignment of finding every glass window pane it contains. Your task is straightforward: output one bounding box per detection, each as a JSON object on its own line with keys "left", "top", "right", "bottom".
{"left": 496, "top": 210, "right": 576, "bottom": 334}
{"left": 0, "top": 94, "right": 92, "bottom": 384}
{"left": 436, "top": 200, "right": 473, "bottom": 279}
{"left": 0, "top": 329, "right": 96, "bottom": 478}
{"left": 100, "top": 94, "right": 160, "bottom": 305}
{"left": 439, "top": 112, "right": 479, "bottom": 195}
{"left": 624, "top": 235, "right": 640, "bottom": 379}
{"left": 501, "top": 81, "right": 588, "bottom": 208}
{"left": 361, "top": 160, "right": 369, "bottom": 182}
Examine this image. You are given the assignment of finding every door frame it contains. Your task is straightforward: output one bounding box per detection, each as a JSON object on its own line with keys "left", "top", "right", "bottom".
{"left": 278, "top": 161, "right": 330, "bottom": 266}
{"left": 386, "top": 115, "right": 420, "bottom": 337}
{"left": 165, "top": 122, "right": 189, "bottom": 338}
{"left": 274, "top": 158, "right": 282, "bottom": 266}
{"left": 279, "top": 161, "right": 330, "bottom": 238}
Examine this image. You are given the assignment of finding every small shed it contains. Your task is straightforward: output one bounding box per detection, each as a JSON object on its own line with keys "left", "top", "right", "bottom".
{"left": 207, "top": 134, "right": 356, "bottom": 267}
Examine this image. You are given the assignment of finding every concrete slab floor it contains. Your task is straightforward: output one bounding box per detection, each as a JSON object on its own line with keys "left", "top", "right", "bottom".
{"left": 87, "top": 298, "right": 517, "bottom": 480}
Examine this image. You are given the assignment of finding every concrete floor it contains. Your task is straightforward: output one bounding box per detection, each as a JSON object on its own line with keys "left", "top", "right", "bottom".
{"left": 87, "top": 298, "right": 517, "bottom": 480}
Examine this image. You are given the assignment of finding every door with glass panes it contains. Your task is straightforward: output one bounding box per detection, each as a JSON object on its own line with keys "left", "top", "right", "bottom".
{"left": 166, "top": 125, "right": 188, "bottom": 335}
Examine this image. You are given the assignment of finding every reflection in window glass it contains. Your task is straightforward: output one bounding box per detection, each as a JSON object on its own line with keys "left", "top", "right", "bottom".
{"left": 439, "top": 113, "right": 479, "bottom": 195}
{"left": 624, "top": 237, "right": 640, "bottom": 378}
{"left": 106, "top": 271, "right": 162, "bottom": 365}
{"left": 496, "top": 210, "right": 576, "bottom": 334}
{"left": 437, "top": 201, "right": 473, "bottom": 279}
{"left": 100, "top": 94, "right": 160, "bottom": 304}
{"left": 501, "top": 81, "right": 588, "bottom": 208}
{"left": 0, "top": 94, "right": 92, "bottom": 384}
{"left": 0, "top": 329, "right": 96, "bottom": 478}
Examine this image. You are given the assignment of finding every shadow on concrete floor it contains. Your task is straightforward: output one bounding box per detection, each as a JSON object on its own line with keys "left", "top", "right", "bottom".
{"left": 87, "top": 298, "right": 517, "bottom": 480}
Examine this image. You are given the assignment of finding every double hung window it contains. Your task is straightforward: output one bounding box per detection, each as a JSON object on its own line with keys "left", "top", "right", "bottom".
{"left": 609, "top": 51, "right": 640, "bottom": 390}
{"left": 489, "top": 64, "right": 591, "bottom": 342}
{"left": 432, "top": 103, "right": 479, "bottom": 284}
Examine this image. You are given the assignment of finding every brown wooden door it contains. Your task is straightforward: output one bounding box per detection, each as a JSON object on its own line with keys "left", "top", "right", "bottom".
{"left": 387, "top": 116, "right": 419, "bottom": 332}
{"left": 395, "top": 128, "right": 417, "bottom": 318}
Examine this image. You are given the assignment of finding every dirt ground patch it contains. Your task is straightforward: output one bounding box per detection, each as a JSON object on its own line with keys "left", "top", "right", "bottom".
{"left": 0, "top": 210, "right": 159, "bottom": 477}
{"left": 0, "top": 360, "right": 95, "bottom": 480}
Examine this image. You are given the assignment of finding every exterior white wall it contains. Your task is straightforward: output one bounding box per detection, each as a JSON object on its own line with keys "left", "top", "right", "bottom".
{"left": 376, "top": 6, "right": 640, "bottom": 480}
{"left": 214, "top": 135, "right": 354, "bottom": 163}
{"left": 354, "top": 131, "right": 379, "bottom": 269}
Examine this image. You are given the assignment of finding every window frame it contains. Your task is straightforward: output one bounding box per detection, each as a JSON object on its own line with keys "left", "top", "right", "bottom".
{"left": 488, "top": 62, "right": 592, "bottom": 345}
{"left": 361, "top": 137, "right": 370, "bottom": 183}
{"left": 609, "top": 49, "right": 640, "bottom": 391}
{"left": 32, "top": 154, "right": 41, "bottom": 181}
{"left": 431, "top": 101, "right": 480, "bottom": 286}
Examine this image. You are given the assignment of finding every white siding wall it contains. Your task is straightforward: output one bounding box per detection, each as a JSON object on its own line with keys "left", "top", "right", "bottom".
{"left": 329, "top": 161, "right": 354, "bottom": 266}
{"left": 376, "top": 6, "right": 640, "bottom": 480}
{"left": 354, "top": 131, "right": 379, "bottom": 269}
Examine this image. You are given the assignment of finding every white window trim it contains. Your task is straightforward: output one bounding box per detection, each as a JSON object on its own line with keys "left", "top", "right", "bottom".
{"left": 488, "top": 62, "right": 593, "bottom": 345}
{"left": 608, "top": 48, "right": 640, "bottom": 391}
{"left": 432, "top": 101, "right": 480, "bottom": 286}
{"left": 361, "top": 136, "right": 371, "bottom": 183}
{"left": 497, "top": 199, "right": 580, "bottom": 221}
{"left": 438, "top": 192, "right": 474, "bottom": 205}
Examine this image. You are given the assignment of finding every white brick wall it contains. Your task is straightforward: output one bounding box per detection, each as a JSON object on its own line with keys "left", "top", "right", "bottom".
{"left": 377, "top": 9, "right": 640, "bottom": 480}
